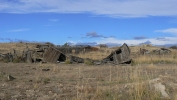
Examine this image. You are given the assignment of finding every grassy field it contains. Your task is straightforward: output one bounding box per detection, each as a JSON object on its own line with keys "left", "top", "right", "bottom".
{"left": 0, "top": 43, "right": 177, "bottom": 100}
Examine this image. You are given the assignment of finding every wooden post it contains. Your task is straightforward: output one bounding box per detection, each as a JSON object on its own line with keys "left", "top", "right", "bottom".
{"left": 26, "top": 51, "right": 32, "bottom": 63}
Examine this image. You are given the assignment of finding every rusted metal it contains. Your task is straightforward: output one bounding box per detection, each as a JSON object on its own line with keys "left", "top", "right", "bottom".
{"left": 103, "top": 43, "right": 131, "bottom": 64}
{"left": 84, "top": 46, "right": 99, "bottom": 52}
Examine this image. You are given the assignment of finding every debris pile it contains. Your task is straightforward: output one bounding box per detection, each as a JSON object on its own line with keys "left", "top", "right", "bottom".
{"left": 140, "top": 48, "right": 149, "bottom": 55}
{"left": 0, "top": 43, "right": 132, "bottom": 65}
{"left": 152, "top": 48, "right": 171, "bottom": 54}
{"left": 103, "top": 43, "right": 132, "bottom": 64}
{"left": 138, "top": 47, "right": 171, "bottom": 55}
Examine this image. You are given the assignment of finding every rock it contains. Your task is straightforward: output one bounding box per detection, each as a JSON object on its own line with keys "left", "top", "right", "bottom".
{"left": 149, "top": 78, "right": 169, "bottom": 98}
{"left": 29, "top": 80, "right": 33, "bottom": 82}
{"left": 42, "top": 69, "right": 50, "bottom": 71}
{"left": 32, "top": 68, "right": 36, "bottom": 70}
{"left": 154, "top": 83, "right": 169, "bottom": 98}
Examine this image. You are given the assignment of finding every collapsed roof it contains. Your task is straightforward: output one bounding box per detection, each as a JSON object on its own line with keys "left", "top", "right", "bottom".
{"left": 103, "top": 43, "right": 132, "bottom": 64}
{"left": 0, "top": 43, "right": 132, "bottom": 65}
{"left": 43, "top": 46, "right": 84, "bottom": 63}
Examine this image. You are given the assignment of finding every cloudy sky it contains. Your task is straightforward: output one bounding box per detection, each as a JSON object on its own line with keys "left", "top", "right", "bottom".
{"left": 0, "top": 0, "right": 177, "bottom": 46}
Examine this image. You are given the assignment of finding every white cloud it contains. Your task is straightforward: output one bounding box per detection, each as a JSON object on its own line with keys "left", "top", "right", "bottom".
{"left": 7, "top": 28, "right": 30, "bottom": 32}
{"left": 96, "top": 37, "right": 177, "bottom": 45}
{"left": 1, "top": 0, "right": 177, "bottom": 18}
{"left": 155, "top": 28, "right": 177, "bottom": 35}
{"left": 68, "top": 36, "right": 177, "bottom": 46}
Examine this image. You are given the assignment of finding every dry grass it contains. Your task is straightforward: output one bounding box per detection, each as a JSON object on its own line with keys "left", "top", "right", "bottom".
{"left": 0, "top": 63, "right": 177, "bottom": 99}
{"left": 0, "top": 42, "right": 36, "bottom": 53}
{"left": 73, "top": 49, "right": 113, "bottom": 60}
{"left": 133, "top": 53, "right": 177, "bottom": 65}
{"left": 1, "top": 43, "right": 177, "bottom": 99}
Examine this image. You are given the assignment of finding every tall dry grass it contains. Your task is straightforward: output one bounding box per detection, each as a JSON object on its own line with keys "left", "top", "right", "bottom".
{"left": 0, "top": 42, "right": 36, "bottom": 53}
{"left": 70, "top": 64, "right": 167, "bottom": 100}
{"left": 133, "top": 53, "right": 177, "bottom": 65}
{"left": 30, "top": 46, "right": 177, "bottom": 99}
{"left": 73, "top": 49, "right": 112, "bottom": 60}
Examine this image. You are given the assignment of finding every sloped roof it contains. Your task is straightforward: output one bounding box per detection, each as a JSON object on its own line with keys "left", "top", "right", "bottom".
{"left": 104, "top": 43, "right": 131, "bottom": 64}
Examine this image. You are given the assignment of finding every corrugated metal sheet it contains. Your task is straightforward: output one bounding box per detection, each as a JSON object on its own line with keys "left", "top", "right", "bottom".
{"left": 103, "top": 43, "right": 131, "bottom": 64}
{"left": 43, "top": 46, "right": 66, "bottom": 63}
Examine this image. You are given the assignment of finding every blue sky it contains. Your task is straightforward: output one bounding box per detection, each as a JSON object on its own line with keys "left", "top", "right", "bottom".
{"left": 0, "top": 0, "right": 177, "bottom": 46}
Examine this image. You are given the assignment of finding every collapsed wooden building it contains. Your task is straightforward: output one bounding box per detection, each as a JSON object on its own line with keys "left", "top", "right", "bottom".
{"left": 43, "top": 46, "right": 84, "bottom": 63}
{"left": 0, "top": 43, "right": 132, "bottom": 65}
{"left": 103, "top": 43, "right": 132, "bottom": 64}
{"left": 56, "top": 45, "right": 99, "bottom": 54}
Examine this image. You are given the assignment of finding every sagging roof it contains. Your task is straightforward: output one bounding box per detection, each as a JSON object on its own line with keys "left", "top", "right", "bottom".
{"left": 43, "top": 46, "right": 84, "bottom": 63}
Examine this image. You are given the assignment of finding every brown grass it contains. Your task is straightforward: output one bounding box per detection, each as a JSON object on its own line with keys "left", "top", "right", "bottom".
{"left": 0, "top": 43, "right": 177, "bottom": 99}
{"left": 0, "top": 62, "right": 177, "bottom": 99}
{"left": 0, "top": 42, "right": 36, "bottom": 53}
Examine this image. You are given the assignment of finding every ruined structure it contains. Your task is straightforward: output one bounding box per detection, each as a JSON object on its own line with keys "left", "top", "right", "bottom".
{"left": 99, "top": 44, "right": 108, "bottom": 49}
{"left": 0, "top": 53, "right": 13, "bottom": 62}
{"left": 103, "top": 43, "right": 131, "bottom": 64}
{"left": 36, "top": 44, "right": 50, "bottom": 52}
{"left": 43, "top": 46, "right": 66, "bottom": 63}
{"left": 56, "top": 47, "right": 84, "bottom": 54}
{"left": 140, "top": 48, "right": 149, "bottom": 55}
{"left": 56, "top": 45, "right": 99, "bottom": 54}
{"left": 43, "top": 46, "right": 84, "bottom": 63}
{"left": 0, "top": 43, "right": 132, "bottom": 65}
{"left": 152, "top": 48, "right": 171, "bottom": 55}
